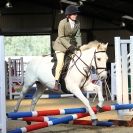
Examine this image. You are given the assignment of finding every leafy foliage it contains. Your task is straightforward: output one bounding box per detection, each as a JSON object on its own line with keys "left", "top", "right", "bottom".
{"left": 4, "top": 35, "right": 51, "bottom": 56}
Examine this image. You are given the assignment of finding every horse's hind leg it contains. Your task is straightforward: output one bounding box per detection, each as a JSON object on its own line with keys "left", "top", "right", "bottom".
{"left": 30, "top": 82, "right": 45, "bottom": 111}
{"left": 14, "top": 85, "right": 31, "bottom": 112}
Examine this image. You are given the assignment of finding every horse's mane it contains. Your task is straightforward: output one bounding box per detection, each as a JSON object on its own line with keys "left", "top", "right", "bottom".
{"left": 80, "top": 40, "right": 107, "bottom": 51}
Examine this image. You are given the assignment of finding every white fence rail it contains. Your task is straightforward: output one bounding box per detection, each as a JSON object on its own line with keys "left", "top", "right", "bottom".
{"left": 0, "top": 36, "right": 6, "bottom": 133}
{"left": 111, "top": 36, "right": 133, "bottom": 115}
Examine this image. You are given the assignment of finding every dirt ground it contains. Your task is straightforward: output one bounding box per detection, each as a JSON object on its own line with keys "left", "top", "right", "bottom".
{"left": 6, "top": 97, "right": 133, "bottom": 133}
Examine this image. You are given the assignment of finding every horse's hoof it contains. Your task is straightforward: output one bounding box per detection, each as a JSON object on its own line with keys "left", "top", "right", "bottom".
{"left": 96, "top": 105, "right": 104, "bottom": 113}
{"left": 92, "top": 119, "right": 98, "bottom": 126}
{"left": 13, "top": 109, "right": 17, "bottom": 112}
{"left": 26, "top": 121, "right": 31, "bottom": 125}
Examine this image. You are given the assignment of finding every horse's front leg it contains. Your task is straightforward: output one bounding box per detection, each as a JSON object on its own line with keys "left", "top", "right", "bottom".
{"left": 68, "top": 85, "right": 98, "bottom": 125}
{"left": 91, "top": 81, "right": 104, "bottom": 111}
{"left": 96, "top": 81, "right": 104, "bottom": 109}
{"left": 84, "top": 82, "right": 104, "bottom": 112}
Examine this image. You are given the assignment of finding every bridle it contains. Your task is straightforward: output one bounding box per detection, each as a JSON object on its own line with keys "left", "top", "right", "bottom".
{"left": 71, "top": 49, "right": 107, "bottom": 88}
{"left": 72, "top": 50, "right": 107, "bottom": 77}
{"left": 94, "top": 50, "right": 107, "bottom": 76}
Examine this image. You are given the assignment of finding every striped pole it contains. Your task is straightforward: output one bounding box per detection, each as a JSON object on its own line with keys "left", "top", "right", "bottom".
{"left": 40, "top": 94, "right": 74, "bottom": 99}
{"left": 12, "top": 116, "right": 113, "bottom": 127}
{"left": 15, "top": 116, "right": 69, "bottom": 125}
{"left": 7, "top": 107, "right": 91, "bottom": 119}
{"left": 24, "top": 94, "right": 74, "bottom": 99}
{"left": 8, "top": 113, "right": 89, "bottom": 133}
{"left": 23, "top": 93, "right": 87, "bottom": 99}
{"left": 7, "top": 104, "right": 133, "bottom": 119}
{"left": 13, "top": 116, "right": 56, "bottom": 122}
{"left": 73, "top": 120, "right": 113, "bottom": 126}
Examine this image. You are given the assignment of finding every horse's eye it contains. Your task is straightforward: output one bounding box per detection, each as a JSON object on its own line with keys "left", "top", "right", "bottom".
{"left": 97, "top": 58, "right": 101, "bottom": 61}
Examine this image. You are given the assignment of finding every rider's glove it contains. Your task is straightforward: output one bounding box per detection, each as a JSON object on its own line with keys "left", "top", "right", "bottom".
{"left": 67, "top": 45, "right": 77, "bottom": 53}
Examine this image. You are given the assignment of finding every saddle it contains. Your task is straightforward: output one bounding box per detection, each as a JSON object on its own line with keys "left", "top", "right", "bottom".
{"left": 52, "top": 51, "right": 73, "bottom": 93}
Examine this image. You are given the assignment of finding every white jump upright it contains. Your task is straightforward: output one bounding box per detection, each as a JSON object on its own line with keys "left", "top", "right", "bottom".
{"left": 111, "top": 63, "right": 116, "bottom": 101}
{"left": 0, "top": 36, "right": 6, "bottom": 133}
{"left": 114, "top": 36, "right": 133, "bottom": 115}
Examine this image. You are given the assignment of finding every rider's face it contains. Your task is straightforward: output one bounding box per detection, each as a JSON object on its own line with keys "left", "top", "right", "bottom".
{"left": 69, "top": 14, "right": 78, "bottom": 21}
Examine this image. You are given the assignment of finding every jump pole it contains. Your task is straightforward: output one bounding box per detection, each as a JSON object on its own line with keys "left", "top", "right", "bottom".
{"left": 73, "top": 120, "right": 113, "bottom": 126}
{"left": 13, "top": 116, "right": 57, "bottom": 122}
{"left": 12, "top": 115, "right": 113, "bottom": 127}
{"left": 24, "top": 93, "right": 74, "bottom": 99}
{"left": 8, "top": 113, "right": 89, "bottom": 133}
{"left": 7, "top": 104, "right": 133, "bottom": 119}
{"left": 0, "top": 36, "right": 6, "bottom": 133}
{"left": 8, "top": 112, "right": 113, "bottom": 133}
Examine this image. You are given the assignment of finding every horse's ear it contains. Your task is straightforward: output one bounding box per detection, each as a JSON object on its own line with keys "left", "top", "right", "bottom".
{"left": 104, "top": 43, "right": 108, "bottom": 50}
{"left": 97, "top": 43, "right": 101, "bottom": 49}
{"left": 97, "top": 42, "right": 108, "bottom": 50}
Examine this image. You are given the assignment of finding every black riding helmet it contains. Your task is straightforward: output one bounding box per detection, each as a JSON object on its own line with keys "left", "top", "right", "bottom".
{"left": 65, "top": 5, "right": 80, "bottom": 15}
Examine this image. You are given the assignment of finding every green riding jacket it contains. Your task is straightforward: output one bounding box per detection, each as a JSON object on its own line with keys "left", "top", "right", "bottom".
{"left": 53, "top": 18, "right": 82, "bottom": 52}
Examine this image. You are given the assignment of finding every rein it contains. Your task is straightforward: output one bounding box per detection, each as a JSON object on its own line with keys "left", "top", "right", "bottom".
{"left": 72, "top": 51, "right": 90, "bottom": 77}
{"left": 68, "top": 49, "right": 107, "bottom": 88}
{"left": 71, "top": 50, "right": 107, "bottom": 76}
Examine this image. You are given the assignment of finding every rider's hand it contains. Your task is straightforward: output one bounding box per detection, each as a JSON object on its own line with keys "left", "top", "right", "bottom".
{"left": 67, "top": 45, "right": 77, "bottom": 53}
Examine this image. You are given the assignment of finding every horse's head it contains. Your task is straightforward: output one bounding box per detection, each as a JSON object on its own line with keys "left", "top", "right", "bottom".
{"left": 80, "top": 41, "right": 108, "bottom": 80}
{"left": 92, "top": 42, "right": 108, "bottom": 80}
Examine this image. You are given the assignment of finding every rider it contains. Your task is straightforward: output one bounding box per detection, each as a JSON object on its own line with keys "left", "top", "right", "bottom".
{"left": 53, "top": 5, "right": 82, "bottom": 90}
